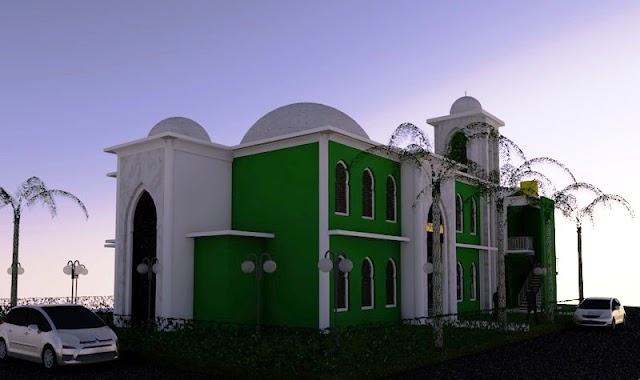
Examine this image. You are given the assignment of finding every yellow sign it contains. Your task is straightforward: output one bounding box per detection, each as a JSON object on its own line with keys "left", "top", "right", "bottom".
{"left": 426, "top": 223, "right": 445, "bottom": 233}
{"left": 520, "top": 180, "right": 539, "bottom": 197}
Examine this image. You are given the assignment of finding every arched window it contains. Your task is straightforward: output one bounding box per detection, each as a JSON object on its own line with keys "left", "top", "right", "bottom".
{"left": 335, "top": 161, "right": 349, "bottom": 215}
{"left": 385, "top": 259, "right": 397, "bottom": 307}
{"left": 362, "top": 169, "right": 374, "bottom": 219}
{"left": 470, "top": 198, "right": 477, "bottom": 235}
{"left": 446, "top": 131, "right": 468, "bottom": 164}
{"left": 456, "top": 262, "right": 463, "bottom": 302}
{"left": 361, "top": 258, "right": 374, "bottom": 309}
{"left": 470, "top": 263, "right": 477, "bottom": 301}
{"left": 386, "top": 175, "right": 397, "bottom": 222}
{"left": 336, "top": 256, "right": 349, "bottom": 311}
{"left": 455, "top": 194, "right": 463, "bottom": 232}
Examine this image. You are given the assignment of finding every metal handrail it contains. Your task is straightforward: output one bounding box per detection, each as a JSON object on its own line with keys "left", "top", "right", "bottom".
{"left": 518, "top": 262, "right": 542, "bottom": 307}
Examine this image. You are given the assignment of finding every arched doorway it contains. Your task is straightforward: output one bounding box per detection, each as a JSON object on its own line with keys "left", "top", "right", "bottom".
{"left": 427, "top": 205, "right": 445, "bottom": 315}
{"left": 131, "top": 191, "right": 157, "bottom": 320}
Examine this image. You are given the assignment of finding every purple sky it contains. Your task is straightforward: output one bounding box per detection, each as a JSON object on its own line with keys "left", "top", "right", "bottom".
{"left": 2, "top": 1, "right": 639, "bottom": 304}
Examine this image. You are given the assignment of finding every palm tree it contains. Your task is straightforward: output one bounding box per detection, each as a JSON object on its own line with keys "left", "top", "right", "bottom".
{"left": 552, "top": 182, "right": 634, "bottom": 302}
{"left": 355, "top": 122, "right": 459, "bottom": 348}
{"left": 0, "top": 177, "right": 88, "bottom": 307}
{"left": 463, "top": 122, "right": 575, "bottom": 325}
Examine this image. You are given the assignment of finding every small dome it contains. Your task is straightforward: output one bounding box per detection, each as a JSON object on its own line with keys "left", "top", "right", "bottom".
{"left": 148, "top": 117, "right": 210, "bottom": 141}
{"left": 450, "top": 96, "right": 482, "bottom": 115}
{"left": 241, "top": 103, "right": 369, "bottom": 144}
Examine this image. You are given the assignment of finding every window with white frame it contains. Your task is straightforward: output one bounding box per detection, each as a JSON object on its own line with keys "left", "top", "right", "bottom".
{"left": 455, "top": 194, "right": 463, "bottom": 232}
{"left": 361, "top": 257, "right": 374, "bottom": 309}
{"left": 335, "top": 161, "right": 349, "bottom": 215}
{"left": 470, "top": 198, "right": 477, "bottom": 235}
{"left": 337, "top": 256, "right": 349, "bottom": 311}
{"left": 362, "top": 169, "right": 374, "bottom": 219}
{"left": 470, "top": 263, "right": 477, "bottom": 301}
{"left": 385, "top": 259, "right": 396, "bottom": 307}
{"left": 456, "top": 262, "right": 463, "bottom": 302}
{"left": 385, "top": 175, "right": 397, "bottom": 222}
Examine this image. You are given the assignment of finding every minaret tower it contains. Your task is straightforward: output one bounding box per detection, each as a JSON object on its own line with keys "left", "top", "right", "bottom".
{"left": 427, "top": 96, "right": 504, "bottom": 175}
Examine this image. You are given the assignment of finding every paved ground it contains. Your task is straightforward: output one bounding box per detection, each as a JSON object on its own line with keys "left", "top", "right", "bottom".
{"left": 393, "top": 309, "right": 640, "bottom": 379}
{"left": 0, "top": 351, "right": 220, "bottom": 379}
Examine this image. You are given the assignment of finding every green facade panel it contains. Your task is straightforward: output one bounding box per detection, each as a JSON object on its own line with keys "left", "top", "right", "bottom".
{"left": 455, "top": 248, "right": 481, "bottom": 314}
{"left": 231, "top": 143, "right": 320, "bottom": 328}
{"left": 505, "top": 196, "right": 557, "bottom": 308}
{"left": 454, "top": 181, "right": 481, "bottom": 245}
{"left": 193, "top": 236, "right": 267, "bottom": 323}
{"left": 328, "top": 141, "right": 401, "bottom": 235}
{"left": 329, "top": 235, "right": 401, "bottom": 326}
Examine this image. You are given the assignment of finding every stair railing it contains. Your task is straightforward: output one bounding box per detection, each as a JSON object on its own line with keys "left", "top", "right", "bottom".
{"left": 518, "top": 262, "right": 542, "bottom": 307}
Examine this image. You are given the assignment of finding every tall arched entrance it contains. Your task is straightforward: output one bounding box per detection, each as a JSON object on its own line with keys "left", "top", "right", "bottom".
{"left": 427, "top": 206, "right": 445, "bottom": 315}
{"left": 131, "top": 191, "right": 157, "bottom": 320}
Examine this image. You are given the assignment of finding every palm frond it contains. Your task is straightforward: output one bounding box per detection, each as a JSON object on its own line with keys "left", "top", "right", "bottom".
{"left": 388, "top": 122, "right": 433, "bottom": 152}
{"left": 30, "top": 190, "right": 89, "bottom": 219}
{"left": 579, "top": 193, "right": 635, "bottom": 225}
{"left": 516, "top": 157, "right": 576, "bottom": 184}
{"left": 0, "top": 187, "right": 15, "bottom": 209}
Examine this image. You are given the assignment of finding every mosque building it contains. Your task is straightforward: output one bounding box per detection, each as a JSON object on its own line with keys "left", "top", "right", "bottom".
{"left": 105, "top": 96, "right": 556, "bottom": 328}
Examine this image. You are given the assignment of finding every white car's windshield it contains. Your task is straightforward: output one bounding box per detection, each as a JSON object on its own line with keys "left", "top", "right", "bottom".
{"left": 578, "top": 299, "right": 610, "bottom": 309}
{"left": 41, "top": 306, "right": 106, "bottom": 329}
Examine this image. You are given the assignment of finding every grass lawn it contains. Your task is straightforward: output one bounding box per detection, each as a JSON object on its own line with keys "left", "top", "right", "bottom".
{"left": 108, "top": 308, "right": 575, "bottom": 379}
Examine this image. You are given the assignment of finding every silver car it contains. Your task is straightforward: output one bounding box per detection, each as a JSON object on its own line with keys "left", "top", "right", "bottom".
{"left": 0, "top": 304, "right": 118, "bottom": 369}
{"left": 574, "top": 297, "right": 626, "bottom": 329}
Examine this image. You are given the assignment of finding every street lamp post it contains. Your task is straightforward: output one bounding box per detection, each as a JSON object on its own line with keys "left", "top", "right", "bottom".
{"left": 318, "top": 250, "right": 353, "bottom": 332}
{"left": 136, "top": 257, "right": 161, "bottom": 321}
{"left": 6, "top": 262, "right": 24, "bottom": 276}
{"left": 63, "top": 260, "right": 88, "bottom": 304}
{"left": 241, "top": 253, "right": 277, "bottom": 336}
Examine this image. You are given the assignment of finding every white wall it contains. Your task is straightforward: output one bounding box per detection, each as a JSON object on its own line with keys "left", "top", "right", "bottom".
{"left": 167, "top": 145, "right": 232, "bottom": 319}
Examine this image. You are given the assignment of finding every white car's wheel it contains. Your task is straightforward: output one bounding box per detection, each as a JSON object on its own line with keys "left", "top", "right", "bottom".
{"left": 42, "top": 346, "right": 57, "bottom": 369}
{"left": 0, "top": 338, "right": 7, "bottom": 360}
{"left": 611, "top": 318, "right": 616, "bottom": 330}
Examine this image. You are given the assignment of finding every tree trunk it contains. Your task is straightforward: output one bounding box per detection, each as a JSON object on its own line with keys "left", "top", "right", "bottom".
{"left": 545, "top": 219, "right": 554, "bottom": 322}
{"left": 496, "top": 200, "right": 507, "bottom": 328}
{"left": 10, "top": 210, "right": 21, "bottom": 307}
{"left": 577, "top": 225, "right": 583, "bottom": 302}
{"left": 432, "top": 191, "right": 444, "bottom": 348}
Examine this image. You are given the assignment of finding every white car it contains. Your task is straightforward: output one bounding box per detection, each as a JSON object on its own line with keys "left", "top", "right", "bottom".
{"left": 574, "top": 297, "right": 626, "bottom": 329}
{"left": 0, "top": 304, "right": 118, "bottom": 369}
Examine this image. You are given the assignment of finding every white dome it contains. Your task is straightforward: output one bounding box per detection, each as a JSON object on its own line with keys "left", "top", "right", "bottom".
{"left": 450, "top": 96, "right": 482, "bottom": 115}
{"left": 241, "top": 103, "right": 369, "bottom": 144}
{"left": 148, "top": 117, "right": 210, "bottom": 141}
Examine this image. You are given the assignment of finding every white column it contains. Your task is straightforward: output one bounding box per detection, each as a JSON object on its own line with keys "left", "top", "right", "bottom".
{"left": 160, "top": 137, "right": 175, "bottom": 318}
{"left": 318, "top": 134, "right": 330, "bottom": 329}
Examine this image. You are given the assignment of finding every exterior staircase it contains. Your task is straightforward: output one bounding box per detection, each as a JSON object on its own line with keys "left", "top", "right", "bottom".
{"left": 518, "top": 272, "right": 543, "bottom": 311}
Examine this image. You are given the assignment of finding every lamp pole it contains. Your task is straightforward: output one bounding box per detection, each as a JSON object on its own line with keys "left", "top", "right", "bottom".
{"left": 136, "top": 257, "right": 160, "bottom": 321}
{"left": 318, "top": 250, "right": 353, "bottom": 332}
{"left": 241, "top": 253, "right": 277, "bottom": 336}
{"left": 6, "top": 263, "right": 24, "bottom": 302}
{"left": 63, "top": 260, "right": 88, "bottom": 303}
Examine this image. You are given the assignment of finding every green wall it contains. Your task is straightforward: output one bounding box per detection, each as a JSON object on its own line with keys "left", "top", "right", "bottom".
{"left": 329, "top": 141, "right": 401, "bottom": 235}
{"left": 455, "top": 248, "right": 481, "bottom": 314}
{"left": 193, "top": 236, "right": 267, "bottom": 323}
{"left": 505, "top": 197, "right": 557, "bottom": 308}
{"left": 329, "top": 235, "right": 401, "bottom": 326}
{"left": 231, "top": 143, "right": 320, "bottom": 328}
{"left": 455, "top": 181, "right": 481, "bottom": 245}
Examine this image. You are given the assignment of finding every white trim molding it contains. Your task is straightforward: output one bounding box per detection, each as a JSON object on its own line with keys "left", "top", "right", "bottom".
{"left": 456, "top": 243, "right": 497, "bottom": 251}
{"left": 185, "top": 230, "right": 275, "bottom": 239}
{"left": 328, "top": 229, "right": 410, "bottom": 242}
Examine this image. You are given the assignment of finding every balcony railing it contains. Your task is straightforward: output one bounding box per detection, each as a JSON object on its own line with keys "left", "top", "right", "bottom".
{"left": 507, "top": 236, "right": 534, "bottom": 253}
